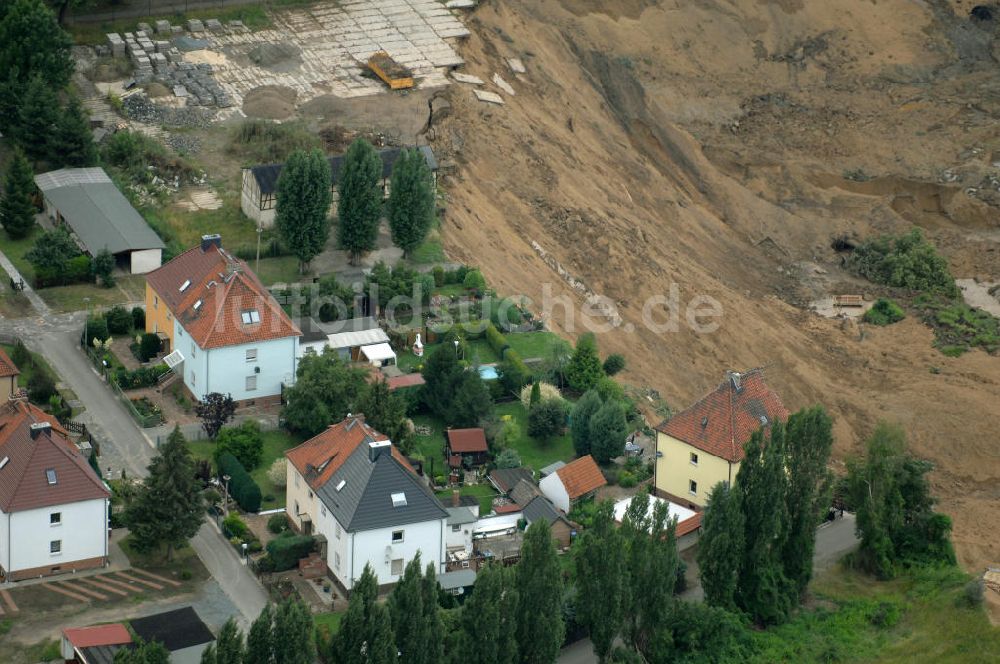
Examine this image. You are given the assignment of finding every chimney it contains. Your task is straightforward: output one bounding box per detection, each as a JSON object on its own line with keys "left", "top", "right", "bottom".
{"left": 451, "top": 490, "right": 460, "bottom": 507}
{"left": 30, "top": 422, "right": 52, "bottom": 439}
{"left": 200, "top": 234, "right": 222, "bottom": 252}
{"left": 368, "top": 439, "right": 391, "bottom": 462}
{"left": 728, "top": 371, "right": 742, "bottom": 393}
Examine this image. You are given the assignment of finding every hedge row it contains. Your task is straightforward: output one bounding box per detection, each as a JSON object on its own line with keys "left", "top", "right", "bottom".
{"left": 112, "top": 364, "right": 170, "bottom": 389}
{"left": 265, "top": 533, "right": 316, "bottom": 571}
{"left": 218, "top": 452, "right": 263, "bottom": 513}
{"left": 485, "top": 322, "right": 509, "bottom": 356}
{"left": 35, "top": 255, "right": 94, "bottom": 288}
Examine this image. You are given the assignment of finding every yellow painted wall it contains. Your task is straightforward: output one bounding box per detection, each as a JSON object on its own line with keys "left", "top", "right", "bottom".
{"left": 144, "top": 283, "right": 175, "bottom": 350}
{"left": 654, "top": 431, "right": 739, "bottom": 506}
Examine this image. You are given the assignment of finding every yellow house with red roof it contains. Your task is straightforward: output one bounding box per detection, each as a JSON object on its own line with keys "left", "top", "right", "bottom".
{"left": 653, "top": 369, "right": 788, "bottom": 509}
{"left": 144, "top": 235, "right": 300, "bottom": 405}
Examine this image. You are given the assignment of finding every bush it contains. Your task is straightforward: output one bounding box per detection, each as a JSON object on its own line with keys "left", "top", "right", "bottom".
{"left": 485, "top": 323, "right": 509, "bottom": 356}
{"left": 527, "top": 399, "right": 568, "bottom": 441}
{"left": 603, "top": 353, "right": 626, "bottom": 376}
{"left": 863, "top": 298, "right": 905, "bottom": 326}
{"left": 498, "top": 349, "right": 531, "bottom": 393}
{"left": 266, "top": 458, "right": 288, "bottom": 488}
{"left": 916, "top": 296, "right": 1000, "bottom": 356}
{"left": 27, "top": 371, "right": 56, "bottom": 403}
{"left": 112, "top": 364, "right": 169, "bottom": 389}
{"left": 268, "top": 513, "right": 290, "bottom": 534}
{"left": 131, "top": 307, "right": 146, "bottom": 330}
{"left": 463, "top": 269, "right": 487, "bottom": 291}
{"left": 84, "top": 318, "right": 109, "bottom": 346}
{"left": 847, "top": 229, "right": 958, "bottom": 296}
{"left": 11, "top": 341, "right": 31, "bottom": 368}
{"left": 432, "top": 265, "right": 445, "bottom": 287}
{"left": 222, "top": 513, "right": 249, "bottom": 539}
{"left": 217, "top": 452, "right": 263, "bottom": 513}
{"left": 248, "top": 540, "right": 264, "bottom": 554}
{"left": 960, "top": 579, "right": 985, "bottom": 608}
{"left": 137, "top": 333, "right": 161, "bottom": 362}
{"left": 519, "top": 382, "right": 564, "bottom": 409}
{"left": 214, "top": 420, "right": 264, "bottom": 470}
{"left": 618, "top": 471, "right": 637, "bottom": 488}
{"left": 265, "top": 534, "right": 316, "bottom": 571}
{"left": 105, "top": 306, "right": 132, "bottom": 335}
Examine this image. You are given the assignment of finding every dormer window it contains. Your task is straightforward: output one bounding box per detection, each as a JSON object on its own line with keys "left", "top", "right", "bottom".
{"left": 391, "top": 492, "right": 407, "bottom": 508}
{"left": 179, "top": 279, "right": 191, "bottom": 292}
{"left": 45, "top": 468, "right": 57, "bottom": 485}
{"left": 193, "top": 300, "right": 202, "bottom": 311}
{"left": 241, "top": 310, "right": 261, "bottom": 325}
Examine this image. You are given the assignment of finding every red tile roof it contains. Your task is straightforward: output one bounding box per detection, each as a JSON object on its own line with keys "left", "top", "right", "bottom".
{"left": 0, "top": 348, "right": 20, "bottom": 378}
{"left": 286, "top": 416, "right": 411, "bottom": 489}
{"left": 655, "top": 369, "right": 788, "bottom": 463}
{"left": 445, "top": 428, "right": 488, "bottom": 454}
{"left": 386, "top": 373, "right": 425, "bottom": 390}
{"left": 0, "top": 401, "right": 109, "bottom": 512}
{"left": 146, "top": 240, "right": 300, "bottom": 349}
{"left": 676, "top": 512, "right": 703, "bottom": 537}
{"left": 555, "top": 455, "right": 606, "bottom": 500}
{"left": 494, "top": 503, "right": 522, "bottom": 515}
{"left": 63, "top": 624, "right": 132, "bottom": 648}
{"left": 448, "top": 454, "right": 462, "bottom": 469}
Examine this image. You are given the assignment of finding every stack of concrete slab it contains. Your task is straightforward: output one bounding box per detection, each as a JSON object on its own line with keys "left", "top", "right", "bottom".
{"left": 186, "top": 19, "right": 205, "bottom": 32}
{"left": 204, "top": 18, "right": 223, "bottom": 31}
{"left": 155, "top": 20, "right": 172, "bottom": 35}
{"left": 106, "top": 32, "right": 125, "bottom": 57}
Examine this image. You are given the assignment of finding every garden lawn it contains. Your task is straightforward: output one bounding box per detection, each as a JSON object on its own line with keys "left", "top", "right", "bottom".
{"left": 435, "top": 484, "right": 497, "bottom": 515}
{"left": 0, "top": 228, "right": 40, "bottom": 282}
{"left": 495, "top": 401, "right": 574, "bottom": 471}
{"left": 407, "top": 233, "right": 446, "bottom": 265}
{"left": 314, "top": 610, "right": 345, "bottom": 636}
{"left": 253, "top": 256, "right": 303, "bottom": 286}
{"left": 505, "top": 331, "right": 565, "bottom": 360}
{"left": 39, "top": 276, "right": 146, "bottom": 313}
{"left": 396, "top": 340, "right": 500, "bottom": 374}
{"left": 0, "top": 343, "right": 59, "bottom": 390}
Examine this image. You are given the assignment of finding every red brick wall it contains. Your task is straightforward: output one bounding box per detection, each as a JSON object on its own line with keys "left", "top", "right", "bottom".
{"left": 8, "top": 555, "right": 106, "bottom": 581}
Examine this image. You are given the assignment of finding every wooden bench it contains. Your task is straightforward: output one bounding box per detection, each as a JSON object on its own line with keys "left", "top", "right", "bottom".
{"left": 834, "top": 295, "right": 864, "bottom": 308}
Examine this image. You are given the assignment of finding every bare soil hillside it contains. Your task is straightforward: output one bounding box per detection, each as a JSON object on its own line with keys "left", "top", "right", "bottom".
{"left": 429, "top": 0, "right": 1000, "bottom": 572}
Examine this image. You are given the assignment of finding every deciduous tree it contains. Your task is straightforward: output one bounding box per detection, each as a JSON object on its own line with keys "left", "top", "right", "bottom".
{"left": 527, "top": 398, "right": 567, "bottom": 442}
{"left": 125, "top": 426, "right": 203, "bottom": 560}
{"left": 574, "top": 501, "right": 624, "bottom": 662}
{"left": 697, "top": 482, "right": 744, "bottom": 611}
{"left": 460, "top": 564, "right": 517, "bottom": 664}
{"left": 275, "top": 148, "right": 332, "bottom": 272}
{"left": 359, "top": 379, "right": 413, "bottom": 454}
{"left": 0, "top": 0, "right": 73, "bottom": 90}
{"left": 114, "top": 638, "right": 169, "bottom": 664}
{"left": 195, "top": 392, "right": 236, "bottom": 439}
{"left": 245, "top": 604, "right": 274, "bottom": 664}
{"left": 337, "top": 138, "right": 382, "bottom": 265}
{"left": 200, "top": 618, "right": 244, "bottom": 664}
{"left": 334, "top": 564, "right": 390, "bottom": 664}
{"left": 515, "top": 520, "right": 564, "bottom": 664}
{"left": 588, "top": 400, "right": 627, "bottom": 464}
{"left": 214, "top": 420, "right": 264, "bottom": 470}
{"left": 282, "top": 349, "right": 369, "bottom": 436}
{"left": 273, "top": 599, "right": 315, "bottom": 664}
{"left": 93, "top": 248, "right": 115, "bottom": 287}
{"left": 388, "top": 147, "right": 435, "bottom": 256}
{"left": 570, "top": 389, "right": 602, "bottom": 458}
{"left": 0, "top": 150, "right": 36, "bottom": 240}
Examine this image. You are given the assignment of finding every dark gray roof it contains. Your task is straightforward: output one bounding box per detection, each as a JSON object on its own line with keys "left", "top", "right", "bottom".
{"left": 489, "top": 467, "right": 535, "bottom": 494}
{"left": 438, "top": 494, "right": 480, "bottom": 513}
{"left": 129, "top": 607, "right": 214, "bottom": 652}
{"left": 299, "top": 317, "right": 330, "bottom": 343}
{"left": 438, "top": 569, "right": 477, "bottom": 590}
{"left": 317, "top": 444, "right": 447, "bottom": 532}
{"left": 446, "top": 506, "right": 477, "bottom": 525}
{"left": 250, "top": 145, "right": 438, "bottom": 195}
{"left": 522, "top": 496, "right": 565, "bottom": 526}
{"left": 34, "top": 168, "right": 165, "bottom": 255}
{"left": 539, "top": 460, "right": 566, "bottom": 477}
{"left": 510, "top": 478, "right": 542, "bottom": 507}
{"left": 80, "top": 644, "right": 132, "bottom": 664}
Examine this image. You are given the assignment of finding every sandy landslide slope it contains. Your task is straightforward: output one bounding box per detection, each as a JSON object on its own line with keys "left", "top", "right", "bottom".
{"left": 429, "top": 0, "right": 1000, "bottom": 571}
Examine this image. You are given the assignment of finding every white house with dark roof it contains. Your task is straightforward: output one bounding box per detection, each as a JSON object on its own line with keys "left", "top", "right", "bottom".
{"left": 285, "top": 416, "right": 450, "bottom": 592}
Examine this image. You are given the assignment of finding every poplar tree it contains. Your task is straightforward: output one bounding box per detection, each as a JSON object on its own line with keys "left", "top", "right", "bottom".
{"left": 200, "top": 619, "right": 243, "bottom": 664}
{"left": 641, "top": 500, "right": 680, "bottom": 641}
{"left": 366, "top": 604, "right": 397, "bottom": 664}
{"left": 272, "top": 599, "right": 315, "bottom": 664}
{"left": 461, "top": 564, "right": 517, "bottom": 664}
{"left": 387, "top": 148, "right": 435, "bottom": 256}
{"left": 734, "top": 424, "right": 794, "bottom": 625}
{"left": 245, "top": 604, "right": 274, "bottom": 664}
{"left": 335, "top": 565, "right": 390, "bottom": 664}
{"left": 389, "top": 555, "right": 434, "bottom": 664}
{"left": 0, "top": 150, "right": 37, "bottom": 240}
{"left": 782, "top": 405, "right": 834, "bottom": 596}
{"left": 275, "top": 148, "right": 332, "bottom": 273}
{"left": 337, "top": 138, "right": 382, "bottom": 265}
{"left": 515, "top": 520, "right": 564, "bottom": 664}
{"left": 421, "top": 564, "right": 444, "bottom": 664}
{"left": 124, "top": 426, "right": 203, "bottom": 560}
{"left": 697, "top": 482, "right": 745, "bottom": 611}
{"left": 574, "top": 501, "right": 624, "bottom": 663}
{"left": 54, "top": 95, "right": 98, "bottom": 167}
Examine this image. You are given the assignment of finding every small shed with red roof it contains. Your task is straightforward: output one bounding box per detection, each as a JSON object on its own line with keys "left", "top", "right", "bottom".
{"left": 61, "top": 623, "right": 132, "bottom": 664}
{"left": 539, "top": 455, "right": 607, "bottom": 513}
{"left": 444, "top": 428, "right": 490, "bottom": 467}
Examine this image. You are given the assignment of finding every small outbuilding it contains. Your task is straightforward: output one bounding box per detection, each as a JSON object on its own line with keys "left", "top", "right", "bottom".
{"left": 62, "top": 623, "right": 133, "bottom": 664}
{"left": 34, "top": 168, "right": 164, "bottom": 274}
{"left": 539, "top": 455, "right": 607, "bottom": 513}
{"left": 445, "top": 428, "right": 490, "bottom": 467}
{"left": 129, "top": 606, "right": 215, "bottom": 664}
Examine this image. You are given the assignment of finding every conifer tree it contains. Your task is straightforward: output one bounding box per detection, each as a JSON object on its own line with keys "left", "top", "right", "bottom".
{"left": 0, "top": 0, "right": 74, "bottom": 90}
{"left": 421, "top": 564, "right": 444, "bottom": 664}
{"left": 200, "top": 619, "right": 243, "bottom": 664}
{"left": 275, "top": 148, "right": 332, "bottom": 273}
{"left": 124, "top": 426, "right": 203, "bottom": 560}
{"left": 461, "top": 564, "right": 517, "bottom": 664}
{"left": 245, "top": 604, "right": 274, "bottom": 664}
{"left": 366, "top": 603, "right": 397, "bottom": 664}
{"left": 334, "top": 565, "right": 388, "bottom": 664}
{"left": 0, "top": 149, "right": 37, "bottom": 240}
{"left": 697, "top": 482, "right": 745, "bottom": 611}
{"left": 570, "top": 389, "right": 602, "bottom": 458}
{"left": 272, "top": 599, "right": 315, "bottom": 664}
{"left": 515, "top": 520, "right": 564, "bottom": 664}
{"left": 390, "top": 555, "right": 435, "bottom": 664}
{"left": 589, "top": 400, "right": 628, "bottom": 465}
{"left": 16, "top": 74, "right": 59, "bottom": 163}
{"left": 574, "top": 501, "right": 624, "bottom": 663}
{"left": 387, "top": 148, "right": 435, "bottom": 256}
{"left": 337, "top": 138, "right": 382, "bottom": 265}
{"left": 565, "top": 333, "right": 605, "bottom": 393}
{"left": 54, "top": 94, "right": 98, "bottom": 167}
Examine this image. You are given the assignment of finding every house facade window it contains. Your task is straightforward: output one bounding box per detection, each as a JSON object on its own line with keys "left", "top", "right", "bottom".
{"left": 452, "top": 524, "right": 461, "bottom": 532}
{"left": 335, "top": 552, "right": 341, "bottom": 569}
{"left": 335, "top": 522, "right": 342, "bottom": 539}
{"left": 294, "top": 500, "right": 300, "bottom": 515}
{"left": 246, "top": 375, "right": 257, "bottom": 391}
{"left": 690, "top": 452, "right": 699, "bottom": 466}
{"left": 294, "top": 474, "right": 300, "bottom": 488}
{"left": 50, "top": 512, "right": 61, "bottom": 525}
{"left": 392, "top": 530, "right": 404, "bottom": 544}
{"left": 320, "top": 505, "right": 326, "bottom": 517}
{"left": 688, "top": 480, "right": 698, "bottom": 496}
{"left": 391, "top": 558, "right": 403, "bottom": 575}
{"left": 246, "top": 349, "right": 258, "bottom": 362}
{"left": 50, "top": 540, "right": 61, "bottom": 554}
{"left": 154, "top": 296, "right": 158, "bottom": 309}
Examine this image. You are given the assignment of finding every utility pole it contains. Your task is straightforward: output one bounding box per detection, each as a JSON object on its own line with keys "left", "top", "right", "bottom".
{"left": 255, "top": 224, "right": 262, "bottom": 273}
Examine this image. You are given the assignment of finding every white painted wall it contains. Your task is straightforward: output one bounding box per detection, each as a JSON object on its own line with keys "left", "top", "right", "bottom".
{"left": 129, "top": 248, "right": 162, "bottom": 274}
{"left": 1, "top": 498, "right": 107, "bottom": 576}
{"left": 348, "top": 519, "right": 446, "bottom": 589}
{"left": 540, "top": 474, "right": 571, "bottom": 513}
{"left": 445, "top": 521, "right": 473, "bottom": 552}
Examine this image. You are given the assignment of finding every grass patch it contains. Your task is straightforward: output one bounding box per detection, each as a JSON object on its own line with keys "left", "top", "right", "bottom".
{"left": 749, "top": 565, "right": 1000, "bottom": 663}
{"left": 39, "top": 276, "right": 146, "bottom": 313}
{"left": 253, "top": 256, "right": 304, "bottom": 286}
{"left": 397, "top": 339, "right": 500, "bottom": 373}
{"left": 0, "top": 228, "right": 40, "bottom": 282}
{"left": 495, "top": 401, "right": 574, "bottom": 471}
{"left": 314, "top": 610, "right": 345, "bottom": 636}
{"left": 408, "top": 234, "right": 446, "bottom": 265}
{"left": 21, "top": 639, "right": 60, "bottom": 663}
{"left": 863, "top": 298, "right": 906, "bottom": 326}
{"left": 69, "top": 5, "right": 273, "bottom": 45}
{"left": 505, "top": 331, "right": 565, "bottom": 359}
{"left": 228, "top": 119, "right": 322, "bottom": 165}
{"left": 432, "top": 283, "right": 468, "bottom": 298}
{"left": 435, "top": 483, "right": 497, "bottom": 515}
{"left": 915, "top": 295, "right": 1000, "bottom": 356}
{"left": 118, "top": 534, "right": 209, "bottom": 583}
{"left": 147, "top": 200, "right": 264, "bottom": 251}
{"left": 0, "top": 343, "right": 60, "bottom": 390}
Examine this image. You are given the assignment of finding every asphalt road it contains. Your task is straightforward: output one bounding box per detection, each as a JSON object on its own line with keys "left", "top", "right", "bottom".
{"left": 0, "top": 311, "right": 268, "bottom": 626}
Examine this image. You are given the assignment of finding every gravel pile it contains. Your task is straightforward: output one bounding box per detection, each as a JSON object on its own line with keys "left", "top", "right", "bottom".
{"left": 166, "top": 133, "right": 202, "bottom": 154}
{"left": 122, "top": 93, "right": 214, "bottom": 127}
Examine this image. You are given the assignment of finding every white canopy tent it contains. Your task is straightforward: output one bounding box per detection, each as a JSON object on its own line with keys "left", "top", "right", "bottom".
{"left": 360, "top": 342, "right": 396, "bottom": 367}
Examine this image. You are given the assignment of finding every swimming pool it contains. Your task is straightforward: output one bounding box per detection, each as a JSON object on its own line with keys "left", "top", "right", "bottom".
{"left": 478, "top": 365, "right": 499, "bottom": 381}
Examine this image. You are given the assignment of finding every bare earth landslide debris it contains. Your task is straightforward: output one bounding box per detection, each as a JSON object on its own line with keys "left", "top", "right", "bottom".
{"left": 428, "top": 0, "right": 1000, "bottom": 581}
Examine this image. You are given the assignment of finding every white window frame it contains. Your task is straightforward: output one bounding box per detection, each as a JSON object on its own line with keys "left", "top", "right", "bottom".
{"left": 50, "top": 540, "right": 62, "bottom": 555}
{"left": 50, "top": 512, "right": 61, "bottom": 526}
{"left": 392, "top": 530, "right": 404, "bottom": 544}
{"left": 391, "top": 558, "right": 403, "bottom": 576}
{"left": 246, "top": 348, "right": 258, "bottom": 362}
{"left": 335, "top": 552, "right": 341, "bottom": 569}
{"left": 690, "top": 452, "right": 699, "bottom": 466}
{"left": 688, "top": 480, "right": 698, "bottom": 496}
{"left": 335, "top": 522, "right": 342, "bottom": 539}
{"left": 451, "top": 524, "right": 461, "bottom": 532}
{"left": 246, "top": 374, "right": 257, "bottom": 391}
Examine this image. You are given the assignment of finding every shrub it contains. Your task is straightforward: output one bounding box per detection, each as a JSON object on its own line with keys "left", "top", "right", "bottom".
{"left": 137, "top": 333, "right": 161, "bottom": 362}
{"left": 105, "top": 306, "right": 133, "bottom": 334}
{"left": 112, "top": 364, "right": 169, "bottom": 389}
{"left": 603, "top": 353, "right": 626, "bottom": 376}
{"left": 618, "top": 471, "right": 637, "bottom": 488}
{"left": 495, "top": 448, "right": 522, "bottom": 469}
{"left": 960, "top": 579, "right": 985, "bottom": 608}
{"left": 214, "top": 420, "right": 264, "bottom": 470}
{"left": 248, "top": 540, "right": 264, "bottom": 554}
{"left": 432, "top": 265, "right": 445, "bottom": 287}
{"left": 217, "top": 452, "right": 262, "bottom": 513}
{"left": 863, "top": 298, "right": 905, "bottom": 326}
{"left": 527, "top": 399, "right": 568, "bottom": 441}
{"left": 267, "top": 513, "right": 290, "bottom": 534}
{"left": 131, "top": 307, "right": 146, "bottom": 330}
{"left": 84, "top": 318, "right": 109, "bottom": 346}
{"left": 11, "top": 341, "right": 31, "bottom": 368}
{"left": 498, "top": 349, "right": 531, "bottom": 393}
{"left": 222, "top": 513, "right": 249, "bottom": 539}
{"left": 27, "top": 371, "right": 56, "bottom": 403}
{"left": 519, "top": 382, "right": 563, "bottom": 409}
{"left": 485, "top": 323, "right": 509, "bottom": 356}
{"left": 916, "top": 296, "right": 1000, "bottom": 356}
{"left": 265, "top": 534, "right": 316, "bottom": 571}
{"left": 266, "top": 458, "right": 288, "bottom": 488}
{"left": 847, "top": 229, "right": 958, "bottom": 296}
{"left": 203, "top": 488, "right": 221, "bottom": 506}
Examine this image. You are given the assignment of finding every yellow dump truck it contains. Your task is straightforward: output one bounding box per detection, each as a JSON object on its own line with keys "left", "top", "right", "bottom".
{"left": 367, "top": 51, "right": 414, "bottom": 90}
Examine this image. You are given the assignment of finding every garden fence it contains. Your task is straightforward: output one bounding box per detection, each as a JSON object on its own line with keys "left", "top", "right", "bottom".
{"left": 109, "top": 377, "right": 162, "bottom": 428}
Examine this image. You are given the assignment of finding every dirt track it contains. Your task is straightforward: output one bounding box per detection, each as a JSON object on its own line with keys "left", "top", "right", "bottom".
{"left": 429, "top": 0, "right": 1000, "bottom": 572}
